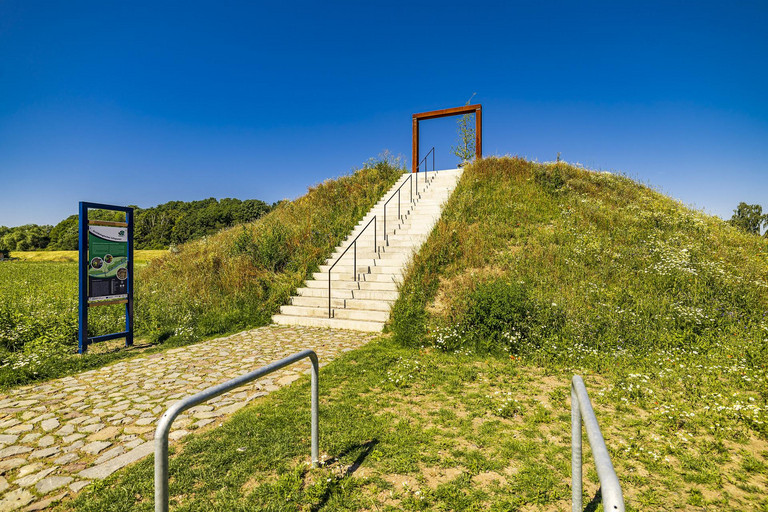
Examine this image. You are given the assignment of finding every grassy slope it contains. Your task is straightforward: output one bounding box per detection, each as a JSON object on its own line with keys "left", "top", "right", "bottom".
{"left": 392, "top": 157, "right": 768, "bottom": 362}
{"left": 64, "top": 157, "right": 768, "bottom": 511}
{"left": 0, "top": 160, "right": 403, "bottom": 388}
{"left": 134, "top": 159, "right": 402, "bottom": 342}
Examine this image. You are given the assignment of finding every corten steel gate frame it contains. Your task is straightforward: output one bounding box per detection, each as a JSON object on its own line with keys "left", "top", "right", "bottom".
{"left": 412, "top": 104, "right": 482, "bottom": 173}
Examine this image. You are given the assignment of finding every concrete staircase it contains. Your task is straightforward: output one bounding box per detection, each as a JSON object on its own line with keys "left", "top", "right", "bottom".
{"left": 272, "top": 168, "right": 463, "bottom": 331}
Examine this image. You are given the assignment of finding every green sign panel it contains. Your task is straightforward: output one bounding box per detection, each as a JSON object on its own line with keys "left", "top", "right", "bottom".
{"left": 88, "top": 225, "right": 129, "bottom": 301}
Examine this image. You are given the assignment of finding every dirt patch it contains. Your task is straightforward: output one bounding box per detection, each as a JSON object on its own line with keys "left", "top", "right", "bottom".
{"left": 473, "top": 470, "right": 506, "bottom": 488}
{"left": 421, "top": 465, "right": 464, "bottom": 488}
{"left": 382, "top": 473, "right": 420, "bottom": 490}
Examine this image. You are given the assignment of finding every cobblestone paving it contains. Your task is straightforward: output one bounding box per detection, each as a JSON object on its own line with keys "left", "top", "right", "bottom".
{"left": 0, "top": 325, "right": 376, "bottom": 511}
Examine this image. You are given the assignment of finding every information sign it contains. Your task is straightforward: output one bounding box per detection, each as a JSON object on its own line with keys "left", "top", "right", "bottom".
{"left": 78, "top": 202, "right": 134, "bottom": 353}
{"left": 88, "top": 225, "right": 129, "bottom": 301}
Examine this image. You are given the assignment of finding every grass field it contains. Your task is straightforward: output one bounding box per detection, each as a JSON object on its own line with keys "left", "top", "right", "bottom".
{"left": 62, "top": 337, "right": 768, "bottom": 511}
{"left": 9, "top": 249, "right": 168, "bottom": 264}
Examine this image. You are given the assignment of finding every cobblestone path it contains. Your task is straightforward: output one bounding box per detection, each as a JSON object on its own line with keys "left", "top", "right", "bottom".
{"left": 0, "top": 325, "right": 376, "bottom": 511}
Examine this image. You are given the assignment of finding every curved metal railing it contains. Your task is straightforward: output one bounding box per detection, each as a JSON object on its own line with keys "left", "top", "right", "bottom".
{"left": 155, "top": 350, "right": 319, "bottom": 512}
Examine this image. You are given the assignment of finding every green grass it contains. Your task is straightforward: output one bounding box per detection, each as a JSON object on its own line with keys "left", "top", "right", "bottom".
{"left": 61, "top": 337, "right": 768, "bottom": 511}
{"left": 0, "top": 158, "right": 404, "bottom": 389}
{"left": 391, "top": 157, "right": 768, "bottom": 367}
{"left": 9, "top": 249, "right": 168, "bottom": 264}
{"left": 22, "top": 156, "right": 768, "bottom": 509}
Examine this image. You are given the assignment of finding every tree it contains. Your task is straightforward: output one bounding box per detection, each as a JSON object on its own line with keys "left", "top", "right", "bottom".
{"left": 451, "top": 93, "right": 477, "bottom": 165}
{"left": 729, "top": 202, "right": 767, "bottom": 235}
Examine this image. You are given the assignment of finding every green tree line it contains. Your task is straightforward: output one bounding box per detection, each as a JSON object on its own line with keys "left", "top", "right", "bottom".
{"left": 0, "top": 197, "right": 272, "bottom": 253}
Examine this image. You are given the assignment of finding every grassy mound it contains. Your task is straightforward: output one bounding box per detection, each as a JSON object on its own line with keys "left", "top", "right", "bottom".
{"left": 391, "top": 157, "right": 768, "bottom": 365}
{"left": 135, "top": 159, "right": 403, "bottom": 343}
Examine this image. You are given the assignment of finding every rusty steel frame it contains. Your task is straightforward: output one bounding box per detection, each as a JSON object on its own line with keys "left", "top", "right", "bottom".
{"left": 412, "top": 104, "right": 482, "bottom": 173}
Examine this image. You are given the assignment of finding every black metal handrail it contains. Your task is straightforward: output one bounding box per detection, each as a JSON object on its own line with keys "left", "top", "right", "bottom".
{"left": 416, "top": 146, "right": 435, "bottom": 193}
{"left": 383, "top": 173, "right": 413, "bottom": 244}
{"left": 327, "top": 215, "right": 377, "bottom": 318}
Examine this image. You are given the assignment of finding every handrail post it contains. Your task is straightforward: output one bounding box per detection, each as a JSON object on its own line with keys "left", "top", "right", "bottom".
{"left": 328, "top": 267, "right": 331, "bottom": 318}
{"left": 571, "top": 375, "right": 625, "bottom": 512}
{"left": 572, "top": 385, "right": 582, "bottom": 512}
{"left": 353, "top": 240, "right": 357, "bottom": 281}
{"left": 155, "top": 350, "right": 320, "bottom": 512}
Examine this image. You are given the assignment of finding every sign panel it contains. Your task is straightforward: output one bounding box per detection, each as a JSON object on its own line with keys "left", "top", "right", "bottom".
{"left": 78, "top": 202, "right": 134, "bottom": 354}
{"left": 88, "top": 225, "right": 129, "bottom": 301}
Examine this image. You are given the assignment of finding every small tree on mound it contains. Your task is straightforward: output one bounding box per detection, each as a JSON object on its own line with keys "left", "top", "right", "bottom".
{"left": 451, "top": 94, "right": 477, "bottom": 165}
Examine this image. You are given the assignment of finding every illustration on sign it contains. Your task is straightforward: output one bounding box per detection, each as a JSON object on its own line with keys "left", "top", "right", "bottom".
{"left": 88, "top": 225, "right": 129, "bottom": 301}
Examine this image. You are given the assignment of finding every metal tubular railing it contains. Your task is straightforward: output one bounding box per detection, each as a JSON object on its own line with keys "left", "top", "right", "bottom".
{"left": 155, "top": 350, "right": 319, "bottom": 512}
{"left": 571, "top": 375, "right": 625, "bottom": 512}
{"left": 327, "top": 215, "right": 377, "bottom": 318}
{"left": 416, "top": 146, "right": 435, "bottom": 194}
{"left": 383, "top": 174, "right": 413, "bottom": 244}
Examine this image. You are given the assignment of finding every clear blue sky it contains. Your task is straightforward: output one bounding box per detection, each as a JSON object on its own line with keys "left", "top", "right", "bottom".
{"left": 1, "top": 1, "right": 766, "bottom": 227}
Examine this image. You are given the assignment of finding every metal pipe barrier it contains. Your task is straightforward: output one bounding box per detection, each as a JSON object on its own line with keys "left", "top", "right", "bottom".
{"left": 571, "top": 375, "right": 624, "bottom": 512}
{"left": 155, "top": 350, "right": 319, "bottom": 512}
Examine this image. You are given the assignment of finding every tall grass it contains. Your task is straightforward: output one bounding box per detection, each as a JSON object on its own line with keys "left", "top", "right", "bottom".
{"left": 135, "top": 158, "right": 404, "bottom": 343}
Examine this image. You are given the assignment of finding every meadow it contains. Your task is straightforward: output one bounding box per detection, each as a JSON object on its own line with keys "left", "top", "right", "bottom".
{"left": 9, "top": 250, "right": 168, "bottom": 264}
{"left": 0, "top": 159, "right": 404, "bottom": 388}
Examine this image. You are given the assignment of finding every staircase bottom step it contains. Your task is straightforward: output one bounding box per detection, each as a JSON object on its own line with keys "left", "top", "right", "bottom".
{"left": 272, "top": 314, "right": 385, "bottom": 332}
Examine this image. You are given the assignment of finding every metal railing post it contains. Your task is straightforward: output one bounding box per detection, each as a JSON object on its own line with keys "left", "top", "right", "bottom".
{"left": 571, "top": 375, "right": 625, "bottom": 512}
{"left": 572, "top": 385, "right": 582, "bottom": 511}
{"left": 155, "top": 350, "right": 320, "bottom": 512}
{"left": 384, "top": 205, "right": 387, "bottom": 244}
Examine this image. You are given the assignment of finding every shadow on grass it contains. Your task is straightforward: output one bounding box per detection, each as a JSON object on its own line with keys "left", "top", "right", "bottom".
{"left": 584, "top": 486, "right": 602, "bottom": 512}
{"left": 312, "top": 439, "right": 379, "bottom": 511}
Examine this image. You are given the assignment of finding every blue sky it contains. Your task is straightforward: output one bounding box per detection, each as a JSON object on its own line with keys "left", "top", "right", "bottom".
{"left": 1, "top": 1, "right": 766, "bottom": 227}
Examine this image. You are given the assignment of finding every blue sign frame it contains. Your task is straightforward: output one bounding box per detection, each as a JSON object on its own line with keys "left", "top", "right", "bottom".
{"left": 78, "top": 201, "right": 135, "bottom": 354}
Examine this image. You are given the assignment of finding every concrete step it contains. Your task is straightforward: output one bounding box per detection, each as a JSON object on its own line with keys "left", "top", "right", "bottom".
{"left": 272, "top": 314, "right": 385, "bottom": 332}
{"left": 290, "top": 296, "right": 392, "bottom": 311}
{"left": 312, "top": 271, "right": 400, "bottom": 283}
{"left": 304, "top": 279, "right": 398, "bottom": 291}
{"left": 295, "top": 287, "right": 400, "bottom": 301}
{"left": 317, "top": 263, "right": 403, "bottom": 274}
{"left": 323, "top": 252, "right": 409, "bottom": 264}
{"left": 280, "top": 305, "right": 390, "bottom": 322}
